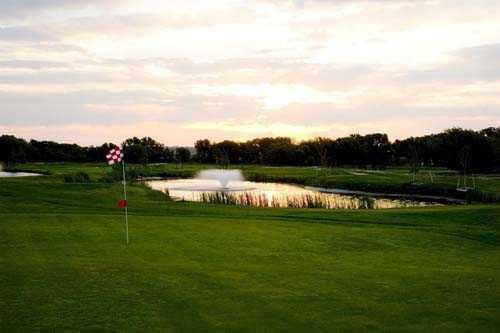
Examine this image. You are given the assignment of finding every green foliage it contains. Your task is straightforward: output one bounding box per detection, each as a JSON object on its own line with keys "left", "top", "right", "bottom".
{"left": 2, "top": 127, "right": 499, "bottom": 172}
{"left": 394, "top": 127, "right": 497, "bottom": 173}
{"left": 100, "top": 164, "right": 156, "bottom": 182}
{"left": 194, "top": 139, "right": 214, "bottom": 163}
{"left": 174, "top": 147, "right": 191, "bottom": 165}
{"left": 122, "top": 136, "right": 173, "bottom": 164}
{"left": 63, "top": 171, "right": 91, "bottom": 183}
{"left": 193, "top": 128, "right": 498, "bottom": 171}
{"left": 0, "top": 135, "right": 29, "bottom": 166}
{"left": 213, "top": 140, "right": 240, "bottom": 165}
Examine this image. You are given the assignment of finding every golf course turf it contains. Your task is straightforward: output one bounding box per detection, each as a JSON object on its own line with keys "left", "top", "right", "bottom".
{"left": 0, "top": 164, "right": 499, "bottom": 331}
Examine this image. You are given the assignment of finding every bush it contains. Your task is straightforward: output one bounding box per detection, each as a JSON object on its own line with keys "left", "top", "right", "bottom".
{"left": 100, "top": 165, "right": 155, "bottom": 183}
{"left": 64, "top": 171, "right": 91, "bottom": 183}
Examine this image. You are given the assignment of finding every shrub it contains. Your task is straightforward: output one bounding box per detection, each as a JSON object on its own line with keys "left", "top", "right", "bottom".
{"left": 100, "top": 164, "right": 154, "bottom": 183}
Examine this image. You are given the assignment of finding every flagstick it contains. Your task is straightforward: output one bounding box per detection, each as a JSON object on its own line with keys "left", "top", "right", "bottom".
{"left": 121, "top": 159, "right": 129, "bottom": 244}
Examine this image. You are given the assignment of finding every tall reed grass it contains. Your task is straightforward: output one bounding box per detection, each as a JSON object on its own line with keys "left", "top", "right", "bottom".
{"left": 197, "top": 191, "right": 430, "bottom": 209}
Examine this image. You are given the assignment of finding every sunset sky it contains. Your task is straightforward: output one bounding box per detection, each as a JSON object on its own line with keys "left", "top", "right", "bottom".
{"left": 1, "top": 0, "right": 499, "bottom": 145}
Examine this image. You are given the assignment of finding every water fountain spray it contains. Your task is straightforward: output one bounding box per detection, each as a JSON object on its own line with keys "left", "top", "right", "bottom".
{"left": 196, "top": 169, "right": 244, "bottom": 189}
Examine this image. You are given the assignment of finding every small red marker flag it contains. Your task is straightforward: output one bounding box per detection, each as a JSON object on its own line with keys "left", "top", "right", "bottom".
{"left": 118, "top": 199, "right": 127, "bottom": 208}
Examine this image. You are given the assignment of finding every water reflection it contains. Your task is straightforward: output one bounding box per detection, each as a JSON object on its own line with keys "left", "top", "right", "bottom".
{"left": 0, "top": 171, "right": 40, "bottom": 178}
{"left": 147, "top": 179, "right": 438, "bottom": 209}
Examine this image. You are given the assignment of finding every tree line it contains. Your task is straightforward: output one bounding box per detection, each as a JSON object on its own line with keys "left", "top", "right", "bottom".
{"left": 0, "top": 136, "right": 191, "bottom": 168}
{"left": 1, "top": 127, "right": 499, "bottom": 173}
{"left": 194, "top": 128, "right": 499, "bottom": 173}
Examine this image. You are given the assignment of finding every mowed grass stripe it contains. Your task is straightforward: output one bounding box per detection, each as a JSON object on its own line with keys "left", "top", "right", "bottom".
{"left": 1, "top": 213, "right": 499, "bottom": 331}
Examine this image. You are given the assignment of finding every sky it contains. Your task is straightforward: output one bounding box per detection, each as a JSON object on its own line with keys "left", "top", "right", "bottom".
{"left": 0, "top": 0, "right": 499, "bottom": 146}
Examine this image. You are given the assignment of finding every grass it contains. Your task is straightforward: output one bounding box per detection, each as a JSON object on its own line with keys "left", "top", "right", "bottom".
{"left": 0, "top": 164, "right": 499, "bottom": 331}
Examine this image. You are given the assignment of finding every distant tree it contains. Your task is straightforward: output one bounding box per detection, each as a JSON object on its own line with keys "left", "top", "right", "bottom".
{"left": 266, "top": 137, "right": 299, "bottom": 166}
{"left": 28, "top": 140, "right": 87, "bottom": 162}
{"left": 311, "top": 137, "right": 332, "bottom": 167}
{"left": 297, "top": 141, "right": 318, "bottom": 166}
{"left": 480, "top": 127, "right": 500, "bottom": 170}
{"left": 243, "top": 139, "right": 265, "bottom": 164}
{"left": 213, "top": 140, "right": 240, "bottom": 166}
{"left": 440, "top": 128, "right": 493, "bottom": 173}
{"left": 142, "top": 137, "right": 172, "bottom": 163}
{"left": 123, "top": 143, "right": 148, "bottom": 164}
{"left": 87, "top": 143, "right": 115, "bottom": 163}
{"left": 194, "top": 139, "right": 214, "bottom": 163}
{"left": 249, "top": 137, "right": 298, "bottom": 166}
{"left": 332, "top": 135, "right": 363, "bottom": 167}
{"left": 408, "top": 139, "right": 420, "bottom": 183}
{"left": 458, "top": 145, "right": 470, "bottom": 176}
{"left": 363, "top": 133, "right": 391, "bottom": 169}
{"left": 0, "top": 135, "right": 29, "bottom": 167}
{"left": 122, "top": 137, "right": 172, "bottom": 164}
{"left": 174, "top": 147, "right": 191, "bottom": 167}
{"left": 1, "top": 127, "right": 498, "bottom": 172}
{"left": 239, "top": 141, "right": 260, "bottom": 164}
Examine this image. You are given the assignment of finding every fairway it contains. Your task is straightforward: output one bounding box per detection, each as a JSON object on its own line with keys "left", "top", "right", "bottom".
{"left": 1, "top": 169, "right": 499, "bottom": 331}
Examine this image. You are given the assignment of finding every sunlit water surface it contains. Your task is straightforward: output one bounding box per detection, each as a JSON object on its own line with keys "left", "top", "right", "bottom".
{"left": 0, "top": 171, "right": 40, "bottom": 178}
{"left": 147, "top": 178, "right": 439, "bottom": 209}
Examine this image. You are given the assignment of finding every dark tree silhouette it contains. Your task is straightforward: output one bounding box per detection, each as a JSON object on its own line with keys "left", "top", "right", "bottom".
{"left": 174, "top": 147, "right": 191, "bottom": 168}
{"left": 0, "top": 135, "right": 29, "bottom": 167}
{"left": 1, "top": 127, "right": 498, "bottom": 172}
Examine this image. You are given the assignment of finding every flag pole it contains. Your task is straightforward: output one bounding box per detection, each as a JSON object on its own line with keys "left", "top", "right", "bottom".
{"left": 121, "top": 159, "right": 129, "bottom": 244}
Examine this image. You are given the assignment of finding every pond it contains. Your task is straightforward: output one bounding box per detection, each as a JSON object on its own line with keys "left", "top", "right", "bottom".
{"left": 146, "top": 177, "right": 442, "bottom": 209}
{"left": 0, "top": 171, "right": 41, "bottom": 178}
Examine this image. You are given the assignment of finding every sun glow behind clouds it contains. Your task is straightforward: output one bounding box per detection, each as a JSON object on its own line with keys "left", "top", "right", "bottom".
{"left": 191, "top": 84, "right": 356, "bottom": 109}
{"left": 186, "top": 121, "right": 334, "bottom": 141}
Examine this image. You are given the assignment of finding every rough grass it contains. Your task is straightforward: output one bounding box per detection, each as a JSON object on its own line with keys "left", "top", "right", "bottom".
{"left": 0, "top": 165, "right": 499, "bottom": 331}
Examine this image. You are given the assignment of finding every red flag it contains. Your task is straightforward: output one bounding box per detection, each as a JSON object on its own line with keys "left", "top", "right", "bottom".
{"left": 118, "top": 199, "right": 127, "bottom": 208}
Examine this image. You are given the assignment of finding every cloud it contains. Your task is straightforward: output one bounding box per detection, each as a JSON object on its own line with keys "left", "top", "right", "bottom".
{"left": 0, "top": 0, "right": 127, "bottom": 20}
{"left": 401, "top": 43, "right": 500, "bottom": 83}
{"left": 0, "top": 0, "right": 499, "bottom": 145}
{"left": 0, "top": 60, "right": 67, "bottom": 69}
{"left": 0, "top": 26, "right": 55, "bottom": 41}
